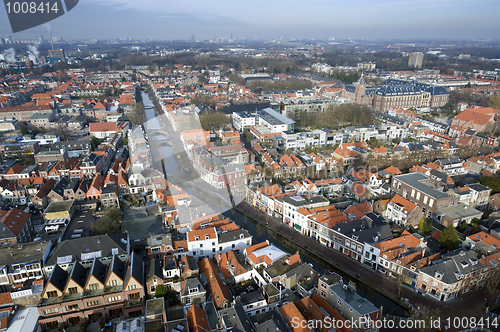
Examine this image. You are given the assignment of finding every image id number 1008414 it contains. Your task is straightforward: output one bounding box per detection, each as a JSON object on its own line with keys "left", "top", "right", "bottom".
{"left": 445, "top": 316, "right": 498, "bottom": 330}
{"left": 5, "top": 1, "right": 59, "bottom": 14}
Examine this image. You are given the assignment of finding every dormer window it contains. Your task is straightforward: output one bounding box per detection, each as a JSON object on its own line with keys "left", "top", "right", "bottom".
{"left": 205, "top": 234, "right": 209, "bottom": 240}
{"left": 195, "top": 236, "right": 199, "bottom": 241}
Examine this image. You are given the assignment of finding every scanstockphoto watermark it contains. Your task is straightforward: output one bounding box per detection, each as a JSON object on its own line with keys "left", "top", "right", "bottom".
{"left": 290, "top": 316, "right": 442, "bottom": 330}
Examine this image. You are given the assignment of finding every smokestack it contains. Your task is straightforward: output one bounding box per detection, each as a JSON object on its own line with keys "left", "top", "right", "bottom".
{"left": 49, "top": 32, "right": 54, "bottom": 50}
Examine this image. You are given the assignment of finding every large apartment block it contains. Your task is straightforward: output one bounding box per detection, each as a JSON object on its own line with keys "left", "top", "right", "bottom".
{"left": 391, "top": 173, "right": 454, "bottom": 216}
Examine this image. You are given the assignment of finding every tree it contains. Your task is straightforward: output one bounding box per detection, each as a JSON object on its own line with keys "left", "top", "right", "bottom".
{"left": 56, "top": 127, "right": 70, "bottom": 141}
{"left": 486, "top": 269, "right": 500, "bottom": 301}
{"left": 155, "top": 285, "right": 168, "bottom": 298}
{"left": 91, "top": 136, "right": 104, "bottom": 151}
{"left": 105, "top": 207, "right": 122, "bottom": 223}
{"left": 20, "top": 126, "right": 29, "bottom": 136}
{"left": 199, "top": 110, "right": 230, "bottom": 130}
{"left": 418, "top": 218, "right": 432, "bottom": 235}
{"left": 129, "top": 102, "right": 146, "bottom": 125}
{"left": 489, "top": 95, "right": 500, "bottom": 110}
{"left": 439, "top": 225, "right": 461, "bottom": 251}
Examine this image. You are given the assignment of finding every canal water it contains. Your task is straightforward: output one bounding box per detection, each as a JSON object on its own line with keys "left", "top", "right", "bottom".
{"left": 141, "top": 90, "right": 179, "bottom": 176}
{"left": 140, "top": 89, "right": 407, "bottom": 318}
{"left": 223, "top": 209, "right": 408, "bottom": 318}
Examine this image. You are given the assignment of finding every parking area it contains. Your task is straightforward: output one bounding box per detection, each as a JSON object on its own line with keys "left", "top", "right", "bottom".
{"left": 121, "top": 205, "right": 165, "bottom": 240}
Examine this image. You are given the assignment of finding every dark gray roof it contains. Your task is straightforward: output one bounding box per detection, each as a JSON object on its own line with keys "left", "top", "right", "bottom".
{"left": 430, "top": 169, "right": 450, "bottom": 184}
{"left": 420, "top": 250, "right": 485, "bottom": 285}
{"left": 46, "top": 233, "right": 129, "bottom": 265}
{"left": 147, "top": 258, "right": 162, "bottom": 281}
{"left": 329, "top": 283, "right": 379, "bottom": 315}
{"left": 238, "top": 290, "right": 265, "bottom": 306}
{"left": 218, "top": 229, "right": 252, "bottom": 244}
{"left": 253, "top": 310, "right": 291, "bottom": 332}
{"left": 125, "top": 251, "right": 143, "bottom": 287}
{"left": 69, "top": 261, "right": 88, "bottom": 288}
{"left": 163, "top": 256, "right": 177, "bottom": 270}
{"left": 320, "top": 273, "right": 342, "bottom": 286}
{"left": 107, "top": 254, "right": 125, "bottom": 281}
{"left": 468, "top": 183, "right": 491, "bottom": 192}
{"left": 88, "top": 257, "right": 107, "bottom": 285}
{"left": 48, "top": 264, "right": 68, "bottom": 293}
{"left": 219, "top": 305, "right": 254, "bottom": 332}
{"left": 395, "top": 173, "right": 449, "bottom": 199}
{"left": 66, "top": 178, "right": 80, "bottom": 193}
{"left": 219, "top": 103, "right": 271, "bottom": 115}
{"left": 180, "top": 276, "right": 205, "bottom": 298}
{"left": 281, "top": 195, "right": 308, "bottom": 207}
{"left": 51, "top": 178, "right": 69, "bottom": 196}
{"left": 101, "top": 184, "right": 117, "bottom": 195}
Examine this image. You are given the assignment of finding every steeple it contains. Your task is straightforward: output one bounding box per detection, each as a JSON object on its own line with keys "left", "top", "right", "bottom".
{"left": 357, "top": 72, "right": 366, "bottom": 86}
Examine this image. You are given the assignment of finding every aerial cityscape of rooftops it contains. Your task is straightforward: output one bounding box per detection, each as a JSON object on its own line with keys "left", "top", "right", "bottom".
{"left": 3, "top": 2, "right": 500, "bottom": 332}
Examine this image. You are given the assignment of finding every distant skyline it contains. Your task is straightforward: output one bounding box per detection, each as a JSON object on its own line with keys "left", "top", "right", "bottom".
{"left": 1, "top": 0, "right": 500, "bottom": 41}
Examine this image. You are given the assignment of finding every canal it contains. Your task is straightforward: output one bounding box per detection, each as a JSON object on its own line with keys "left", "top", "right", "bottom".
{"left": 141, "top": 90, "right": 180, "bottom": 177}
{"left": 140, "top": 88, "right": 407, "bottom": 318}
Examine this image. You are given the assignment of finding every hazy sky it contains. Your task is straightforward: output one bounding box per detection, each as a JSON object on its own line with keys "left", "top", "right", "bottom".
{"left": 1, "top": 0, "right": 499, "bottom": 40}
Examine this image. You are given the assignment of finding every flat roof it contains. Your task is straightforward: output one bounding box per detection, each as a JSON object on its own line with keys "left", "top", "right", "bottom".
{"left": 44, "top": 200, "right": 74, "bottom": 214}
{"left": 437, "top": 204, "right": 483, "bottom": 221}
{"left": 395, "top": 173, "right": 449, "bottom": 199}
{"left": 0, "top": 240, "right": 50, "bottom": 266}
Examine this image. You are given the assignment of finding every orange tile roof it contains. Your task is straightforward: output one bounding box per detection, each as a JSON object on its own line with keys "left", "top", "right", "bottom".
{"left": 467, "top": 231, "right": 500, "bottom": 248}
{"left": 383, "top": 166, "right": 402, "bottom": 176}
{"left": 311, "top": 293, "right": 351, "bottom": 332}
{"left": 188, "top": 227, "right": 217, "bottom": 242}
{"left": 216, "top": 250, "right": 247, "bottom": 279}
{"left": 197, "top": 258, "right": 232, "bottom": 309}
{"left": 0, "top": 208, "right": 30, "bottom": 236}
{"left": 0, "top": 292, "right": 12, "bottom": 306}
{"left": 89, "top": 122, "right": 117, "bottom": 133}
{"left": 187, "top": 304, "right": 210, "bottom": 332}
{"left": 387, "top": 194, "right": 418, "bottom": 214}
{"left": 279, "top": 302, "right": 313, "bottom": 332}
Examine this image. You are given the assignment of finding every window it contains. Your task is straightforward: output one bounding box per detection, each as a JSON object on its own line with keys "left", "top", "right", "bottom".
{"left": 65, "top": 304, "right": 79, "bottom": 310}
{"left": 166, "top": 271, "right": 172, "bottom": 277}
{"left": 110, "top": 279, "right": 119, "bottom": 287}
{"left": 205, "top": 234, "right": 209, "bottom": 240}
{"left": 108, "top": 296, "right": 121, "bottom": 303}
{"left": 150, "top": 285, "right": 156, "bottom": 293}
{"left": 189, "top": 287, "right": 199, "bottom": 294}
{"left": 195, "top": 236, "right": 199, "bottom": 241}
{"left": 128, "top": 284, "right": 138, "bottom": 290}
{"left": 337, "top": 300, "right": 342, "bottom": 306}
{"left": 320, "top": 290, "right": 326, "bottom": 298}
{"left": 128, "top": 293, "right": 140, "bottom": 300}
{"left": 185, "top": 297, "right": 191, "bottom": 305}
{"left": 68, "top": 287, "right": 78, "bottom": 294}
{"left": 43, "top": 308, "right": 59, "bottom": 315}
{"left": 46, "top": 291, "right": 58, "bottom": 298}
{"left": 88, "top": 283, "right": 99, "bottom": 290}
{"left": 87, "top": 300, "right": 100, "bottom": 307}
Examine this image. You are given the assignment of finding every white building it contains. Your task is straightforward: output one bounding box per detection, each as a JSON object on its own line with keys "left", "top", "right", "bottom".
{"left": 257, "top": 108, "right": 295, "bottom": 133}
{"left": 232, "top": 111, "right": 256, "bottom": 132}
